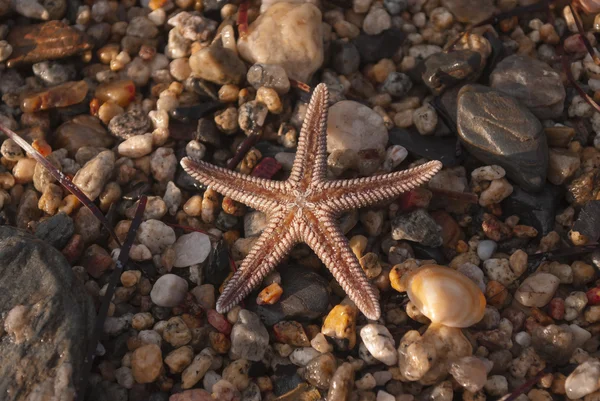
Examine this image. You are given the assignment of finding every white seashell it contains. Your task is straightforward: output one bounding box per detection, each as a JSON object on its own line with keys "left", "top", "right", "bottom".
{"left": 403, "top": 265, "right": 486, "bottom": 328}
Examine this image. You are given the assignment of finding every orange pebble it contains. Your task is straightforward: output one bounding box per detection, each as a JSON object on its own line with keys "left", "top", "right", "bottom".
{"left": 256, "top": 282, "right": 283, "bottom": 305}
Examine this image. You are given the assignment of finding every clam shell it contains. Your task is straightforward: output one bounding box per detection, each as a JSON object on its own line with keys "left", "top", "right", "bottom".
{"left": 405, "top": 265, "right": 486, "bottom": 328}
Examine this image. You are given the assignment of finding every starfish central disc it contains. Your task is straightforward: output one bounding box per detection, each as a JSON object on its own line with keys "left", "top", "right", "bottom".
{"left": 181, "top": 83, "right": 443, "bottom": 320}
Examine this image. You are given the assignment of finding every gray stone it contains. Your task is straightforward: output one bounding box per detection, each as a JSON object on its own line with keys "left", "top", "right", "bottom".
{"left": 422, "top": 50, "right": 482, "bottom": 95}
{"left": 490, "top": 54, "right": 565, "bottom": 119}
{"left": 457, "top": 84, "right": 548, "bottom": 192}
{"left": 0, "top": 226, "right": 94, "bottom": 401}
{"left": 382, "top": 72, "right": 412, "bottom": 97}
{"left": 108, "top": 109, "right": 152, "bottom": 139}
{"left": 330, "top": 40, "right": 360, "bottom": 76}
{"left": 35, "top": 212, "right": 74, "bottom": 249}
{"left": 32, "top": 61, "right": 76, "bottom": 86}
{"left": 391, "top": 209, "right": 443, "bottom": 247}
{"left": 230, "top": 310, "right": 269, "bottom": 361}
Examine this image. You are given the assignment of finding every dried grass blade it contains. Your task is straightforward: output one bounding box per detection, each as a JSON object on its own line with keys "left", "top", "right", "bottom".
{"left": 76, "top": 196, "right": 147, "bottom": 401}
{"left": 0, "top": 123, "right": 122, "bottom": 246}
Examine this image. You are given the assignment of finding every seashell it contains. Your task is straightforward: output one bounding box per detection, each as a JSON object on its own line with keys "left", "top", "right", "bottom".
{"left": 402, "top": 264, "right": 486, "bottom": 328}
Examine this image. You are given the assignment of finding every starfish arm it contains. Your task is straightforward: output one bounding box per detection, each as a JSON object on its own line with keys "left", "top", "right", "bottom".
{"left": 321, "top": 161, "right": 442, "bottom": 212}
{"left": 288, "top": 83, "right": 330, "bottom": 187}
{"left": 181, "top": 157, "right": 284, "bottom": 213}
{"left": 299, "top": 213, "right": 381, "bottom": 320}
{"left": 216, "top": 212, "right": 298, "bottom": 314}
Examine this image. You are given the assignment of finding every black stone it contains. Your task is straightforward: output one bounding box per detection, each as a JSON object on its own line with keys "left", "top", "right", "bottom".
{"left": 352, "top": 28, "right": 405, "bottom": 64}
{"left": 502, "top": 184, "right": 563, "bottom": 236}
{"left": 457, "top": 84, "right": 548, "bottom": 192}
{"left": 411, "top": 243, "right": 447, "bottom": 264}
{"left": 171, "top": 101, "right": 222, "bottom": 122}
{"left": 0, "top": 226, "right": 94, "bottom": 400}
{"left": 272, "top": 364, "right": 305, "bottom": 396}
{"left": 421, "top": 50, "right": 482, "bottom": 94}
{"left": 34, "top": 212, "right": 74, "bottom": 249}
{"left": 251, "top": 266, "right": 330, "bottom": 325}
{"left": 87, "top": 381, "right": 128, "bottom": 401}
{"left": 388, "top": 127, "right": 461, "bottom": 166}
{"left": 329, "top": 40, "right": 360, "bottom": 75}
{"left": 572, "top": 200, "right": 600, "bottom": 243}
{"left": 205, "top": 240, "right": 232, "bottom": 288}
{"left": 195, "top": 117, "right": 222, "bottom": 146}
{"left": 215, "top": 211, "right": 238, "bottom": 231}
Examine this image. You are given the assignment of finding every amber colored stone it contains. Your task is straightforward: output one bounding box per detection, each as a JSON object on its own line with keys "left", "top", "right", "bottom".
{"left": 485, "top": 280, "right": 508, "bottom": 307}
{"left": 7, "top": 21, "right": 93, "bottom": 67}
{"left": 321, "top": 304, "right": 357, "bottom": 350}
{"left": 273, "top": 321, "right": 310, "bottom": 347}
{"left": 97, "top": 43, "right": 120, "bottom": 64}
{"left": 389, "top": 260, "right": 419, "bottom": 293}
{"left": 209, "top": 331, "right": 231, "bottom": 354}
{"left": 482, "top": 213, "right": 512, "bottom": 242}
{"left": 431, "top": 210, "right": 463, "bottom": 248}
{"left": 222, "top": 197, "right": 246, "bottom": 216}
{"left": 256, "top": 282, "right": 283, "bottom": 305}
{"left": 21, "top": 81, "right": 89, "bottom": 113}
{"left": 32, "top": 139, "right": 52, "bottom": 157}
{"left": 95, "top": 79, "right": 137, "bottom": 108}
{"left": 89, "top": 98, "right": 101, "bottom": 116}
{"left": 530, "top": 307, "right": 554, "bottom": 326}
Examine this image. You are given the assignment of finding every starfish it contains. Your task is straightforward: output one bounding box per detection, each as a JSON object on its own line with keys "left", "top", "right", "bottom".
{"left": 181, "top": 84, "right": 442, "bottom": 320}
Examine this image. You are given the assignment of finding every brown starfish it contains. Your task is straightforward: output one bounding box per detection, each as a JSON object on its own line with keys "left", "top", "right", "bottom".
{"left": 181, "top": 84, "right": 442, "bottom": 320}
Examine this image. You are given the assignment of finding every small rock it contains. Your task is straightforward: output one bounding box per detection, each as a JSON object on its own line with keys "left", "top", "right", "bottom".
{"left": 189, "top": 40, "right": 247, "bottom": 85}
{"left": 479, "top": 179, "right": 513, "bottom": 207}
{"left": 54, "top": 115, "right": 114, "bottom": 157}
{"left": 565, "top": 360, "right": 600, "bottom": 399}
{"left": 137, "top": 220, "right": 176, "bottom": 254}
{"left": 172, "top": 232, "right": 211, "bottom": 268}
{"left": 449, "top": 356, "right": 489, "bottom": 392}
{"left": 21, "top": 80, "right": 88, "bottom": 113}
{"left": 413, "top": 104, "right": 438, "bottom": 135}
{"left": 327, "top": 362, "right": 355, "bottom": 401}
{"left": 329, "top": 40, "right": 360, "bottom": 76}
{"left": 118, "top": 133, "right": 153, "bottom": 158}
{"left": 532, "top": 324, "right": 575, "bottom": 364}
{"left": 352, "top": 28, "right": 405, "bottom": 64}
{"left": 246, "top": 63, "right": 290, "bottom": 94}
{"left": 182, "top": 349, "right": 214, "bottom": 389}
{"left": 35, "top": 212, "right": 74, "bottom": 249}
{"left": 326, "top": 100, "right": 388, "bottom": 152}
{"left": 150, "top": 274, "right": 188, "bottom": 307}
{"left": 322, "top": 304, "right": 357, "bottom": 351}
{"left": 391, "top": 209, "right": 443, "bottom": 247}
{"left": 440, "top": 0, "right": 493, "bottom": 23}
{"left": 238, "top": 2, "right": 323, "bottom": 82}
{"left": 32, "top": 61, "right": 76, "bottom": 86}
{"left": 515, "top": 273, "right": 560, "bottom": 307}
{"left": 483, "top": 259, "right": 516, "bottom": 286}
{"left": 363, "top": 7, "right": 391, "bottom": 36}
{"left": 477, "top": 240, "right": 497, "bottom": 261}
{"left": 230, "top": 310, "right": 269, "bottom": 361}
{"left": 360, "top": 324, "right": 397, "bottom": 365}
{"left": 109, "top": 109, "right": 152, "bottom": 139}
{"left": 382, "top": 72, "right": 412, "bottom": 97}
{"left": 547, "top": 148, "right": 580, "bottom": 186}
{"left": 72, "top": 150, "right": 115, "bottom": 201}
{"left": 131, "top": 344, "right": 162, "bottom": 384}
{"left": 301, "top": 353, "right": 337, "bottom": 390}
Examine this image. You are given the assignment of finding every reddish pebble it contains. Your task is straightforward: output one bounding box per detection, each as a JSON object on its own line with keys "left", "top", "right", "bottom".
{"left": 80, "top": 244, "right": 113, "bottom": 278}
{"left": 397, "top": 187, "right": 432, "bottom": 211}
{"left": 207, "top": 309, "right": 232, "bottom": 335}
{"left": 61, "top": 233, "right": 84, "bottom": 264}
{"left": 586, "top": 287, "right": 600, "bottom": 305}
{"left": 251, "top": 157, "right": 282, "bottom": 179}
{"left": 256, "top": 282, "right": 283, "bottom": 305}
{"left": 32, "top": 138, "right": 52, "bottom": 157}
{"left": 564, "top": 34, "right": 589, "bottom": 53}
{"left": 549, "top": 298, "right": 565, "bottom": 320}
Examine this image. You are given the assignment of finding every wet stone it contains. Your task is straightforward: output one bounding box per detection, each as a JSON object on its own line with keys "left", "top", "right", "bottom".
{"left": 457, "top": 84, "right": 548, "bottom": 192}
{"left": 246, "top": 63, "right": 290, "bottom": 94}
{"left": 108, "top": 109, "right": 153, "bottom": 139}
{"left": 391, "top": 209, "right": 443, "bottom": 247}
{"left": 6, "top": 20, "right": 93, "bottom": 67}
{"left": 0, "top": 226, "right": 94, "bottom": 400}
{"left": 35, "top": 212, "right": 74, "bottom": 249}
{"left": 327, "top": 363, "right": 355, "bottom": 401}
{"left": 252, "top": 266, "right": 329, "bottom": 325}
{"left": 565, "top": 360, "right": 600, "bottom": 399}
{"left": 502, "top": 184, "right": 563, "bottom": 235}
{"left": 389, "top": 128, "right": 459, "bottom": 166}
{"left": 422, "top": 50, "right": 482, "bottom": 95}
{"left": 300, "top": 353, "right": 337, "bottom": 390}
{"left": 230, "top": 310, "right": 269, "bottom": 361}
{"left": 54, "top": 115, "right": 114, "bottom": 157}
{"left": 490, "top": 54, "right": 565, "bottom": 120}
{"left": 20, "top": 80, "right": 88, "bottom": 113}
{"left": 531, "top": 324, "right": 575, "bottom": 364}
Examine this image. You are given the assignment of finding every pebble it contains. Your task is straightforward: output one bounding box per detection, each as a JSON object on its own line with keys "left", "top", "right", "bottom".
{"left": 54, "top": 116, "right": 114, "bottom": 156}
{"left": 330, "top": 40, "right": 360, "bottom": 75}
{"left": 326, "top": 100, "right": 388, "bottom": 152}
{"left": 422, "top": 50, "right": 482, "bottom": 94}
{"left": 440, "top": 0, "right": 493, "bottom": 23}
{"left": 321, "top": 304, "right": 357, "bottom": 350}
{"left": 172, "top": 231, "right": 211, "bottom": 267}
{"left": 477, "top": 240, "right": 497, "bottom": 261}
{"left": 363, "top": 7, "right": 391, "bottom": 36}
{"left": 137, "top": 219, "right": 176, "bottom": 254}
{"left": 479, "top": 178, "right": 513, "bottom": 207}
{"left": 483, "top": 258, "right": 517, "bottom": 286}
{"left": 273, "top": 321, "right": 310, "bottom": 346}
{"left": 109, "top": 109, "right": 152, "bottom": 139}
{"left": 382, "top": 72, "right": 412, "bottom": 98}
{"left": 118, "top": 134, "right": 153, "bottom": 158}
{"left": 484, "top": 375, "right": 508, "bottom": 397}
{"left": 182, "top": 349, "right": 214, "bottom": 389}
{"left": 290, "top": 347, "right": 321, "bottom": 366}
{"left": 150, "top": 274, "right": 188, "bottom": 307}
{"left": 413, "top": 104, "right": 438, "bottom": 135}
{"left": 230, "top": 310, "right": 269, "bottom": 361}
{"left": 391, "top": 209, "right": 443, "bottom": 247}
{"left": 514, "top": 273, "right": 560, "bottom": 307}
{"left": 359, "top": 324, "right": 397, "bottom": 365}
{"left": 490, "top": 54, "right": 565, "bottom": 119}
{"left": 131, "top": 344, "right": 163, "bottom": 384}
{"left": 301, "top": 352, "right": 337, "bottom": 389}
{"left": 246, "top": 63, "right": 290, "bottom": 94}
{"left": 238, "top": 2, "right": 323, "bottom": 82}
{"left": 222, "top": 359, "right": 250, "bottom": 391}
{"left": 449, "top": 356, "right": 489, "bottom": 392}
{"left": 72, "top": 150, "right": 115, "bottom": 201}
{"left": 327, "top": 362, "right": 354, "bottom": 401}
{"left": 565, "top": 292, "right": 588, "bottom": 321}
{"left": 21, "top": 80, "right": 88, "bottom": 113}
{"left": 32, "top": 61, "right": 75, "bottom": 86}
{"left": 547, "top": 148, "right": 581, "bottom": 185}
{"left": 169, "top": 389, "right": 212, "bottom": 401}
{"left": 565, "top": 360, "right": 600, "bottom": 399}
{"left": 532, "top": 324, "right": 575, "bottom": 364}
{"left": 457, "top": 84, "right": 548, "bottom": 192}
{"left": 189, "top": 40, "right": 247, "bottom": 85}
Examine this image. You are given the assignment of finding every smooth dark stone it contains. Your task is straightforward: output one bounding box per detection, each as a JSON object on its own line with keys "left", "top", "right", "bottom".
{"left": 35, "top": 212, "right": 74, "bottom": 249}
{"left": 388, "top": 127, "right": 460, "bottom": 166}
{"left": 171, "top": 101, "right": 222, "bottom": 122}
{"left": 490, "top": 54, "right": 565, "bottom": 119}
{"left": 352, "top": 28, "right": 405, "bottom": 64}
{"left": 205, "top": 240, "right": 232, "bottom": 288}
{"left": 457, "top": 84, "right": 548, "bottom": 192}
{"left": 422, "top": 50, "right": 482, "bottom": 94}
{"left": 411, "top": 243, "right": 447, "bottom": 264}
{"left": 572, "top": 200, "right": 600, "bottom": 243}
{"left": 502, "top": 184, "right": 563, "bottom": 236}
{"left": 329, "top": 40, "right": 360, "bottom": 75}
{"left": 0, "top": 226, "right": 94, "bottom": 400}
{"left": 215, "top": 211, "right": 238, "bottom": 231}
{"left": 251, "top": 266, "right": 330, "bottom": 326}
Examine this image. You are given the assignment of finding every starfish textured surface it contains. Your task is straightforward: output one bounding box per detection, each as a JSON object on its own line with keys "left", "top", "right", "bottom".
{"left": 181, "top": 83, "right": 442, "bottom": 320}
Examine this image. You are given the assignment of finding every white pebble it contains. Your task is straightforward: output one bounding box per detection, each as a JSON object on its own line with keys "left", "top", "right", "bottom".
{"left": 150, "top": 274, "right": 188, "bottom": 307}
{"left": 172, "top": 231, "right": 211, "bottom": 268}
{"left": 477, "top": 240, "right": 497, "bottom": 261}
